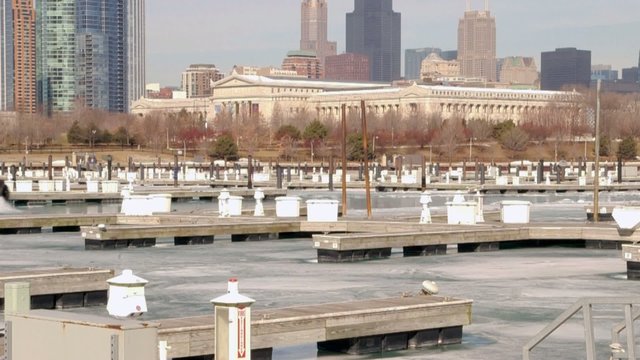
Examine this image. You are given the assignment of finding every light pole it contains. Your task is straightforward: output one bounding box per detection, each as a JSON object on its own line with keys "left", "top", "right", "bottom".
{"left": 469, "top": 137, "right": 474, "bottom": 162}
{"left": 91, "top": 129, "right": 96, "bottom": 148}
{"left": 311, "top": 140, "right": 314, "bottom": 164}
{"left": 372, "top": 135, "right": 379, "bottom": 154}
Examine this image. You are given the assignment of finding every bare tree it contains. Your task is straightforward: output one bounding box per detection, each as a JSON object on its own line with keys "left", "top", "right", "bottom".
{"left": 436, "top": 114, "right": 465, "bottom": 166}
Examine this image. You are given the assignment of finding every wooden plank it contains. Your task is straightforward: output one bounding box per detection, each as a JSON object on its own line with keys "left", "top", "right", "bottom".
{"left": 0, "top": 214, "right": 118, "bottom": 230}
{"left": 158, "top": 295, "right": 472, "bottom": 358}
{"left": 0, "top": 268, "right": 113, "bottom": 297}
{"left": 622, "top": 244, "right": 640, "bottom": 262}
{"left": 81, "top": 220, "right": 301, "bottom": 241}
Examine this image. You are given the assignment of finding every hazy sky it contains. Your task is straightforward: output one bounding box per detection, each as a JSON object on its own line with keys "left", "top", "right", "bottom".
{"left": 147, "top": 0, "right": 640, "bottom": 86}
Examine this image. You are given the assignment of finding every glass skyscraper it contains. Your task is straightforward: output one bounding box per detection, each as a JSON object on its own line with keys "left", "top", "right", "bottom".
{"left": 346, "top": 0, "right": 401, "bottom": 82}
{"left": 127, "top": 0, "right": 145, "bottom": 113}
{"left": 1, "top": 0, "right": 14, "bottom": 111}
{"left": 37, "top": 0, "right": 144, "bottom": 114}
{"left": 37, "top": 0, "right": 76, "bottom": 114}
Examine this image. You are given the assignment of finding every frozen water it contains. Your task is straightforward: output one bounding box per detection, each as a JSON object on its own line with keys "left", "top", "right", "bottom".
{"left": 1, "top": 190, "right": 640, "bottom": 359}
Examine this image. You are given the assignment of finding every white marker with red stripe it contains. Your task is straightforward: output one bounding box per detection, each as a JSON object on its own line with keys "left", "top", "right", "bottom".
{"left": 211, "top": 278, "right": 255, "bottom": 360}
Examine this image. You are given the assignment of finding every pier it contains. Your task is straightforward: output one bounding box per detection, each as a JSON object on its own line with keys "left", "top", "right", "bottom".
{"left": 0, "top": 267, "right": 112, "bottom": 310}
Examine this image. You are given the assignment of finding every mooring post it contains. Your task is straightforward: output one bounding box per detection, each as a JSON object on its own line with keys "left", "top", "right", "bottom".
{"left": 329, "top": 156, "right": 334, "bottom": 192}
{"left": 276, "top": 162, "right": 282, "bottom": 189}
{"left": 106, "top": 155, "right": 112, "bottom": 181}
{"left": 211, "top": 279, "right": 255, "bottom": 360}
{"left": 5, "top": 282, "right": 30, "bottom": 315}
{"left": 47, "top": 155, "right": 53, "bottom": 180}
{"left": 247, "top": 155, "right": 253, "bottom": 189}
{"left": 480, "top": 163, "right": 486, "bottom": 185}
{"left": 618, "top": 157, "right": 623, "bottom": 184}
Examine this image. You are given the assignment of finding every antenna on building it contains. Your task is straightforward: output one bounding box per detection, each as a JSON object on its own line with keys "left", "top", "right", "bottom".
{"left": 485, "top": 0, "right": 489, "bottom": 11}
{"left": 466, "top": 0, "right": 471, "bottom": 11}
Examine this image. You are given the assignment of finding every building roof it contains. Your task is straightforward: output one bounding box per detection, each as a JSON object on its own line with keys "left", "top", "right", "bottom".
{"left": 212, "top": 73, "right": 389, "bottom": 90}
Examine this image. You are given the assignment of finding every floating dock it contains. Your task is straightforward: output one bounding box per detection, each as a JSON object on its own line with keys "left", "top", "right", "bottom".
{"left": 158, "top": 294, "right": 472, "bottom": 359}
{"left": 0, "top": 267, "right": 112, "bottom": 311}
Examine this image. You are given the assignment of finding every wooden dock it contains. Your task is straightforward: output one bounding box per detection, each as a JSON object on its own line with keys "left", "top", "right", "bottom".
{"left": 158, "top": 294, "right": 472, "bottom": 359}
{"left": 81, "top": 218, "right": 303, "bottom": 249}
{"left": 312, "top": 222, "right": 637, "bottom": 262}
{"left": 0, "top": 213, "right": 119, "bottom": 234}
{"left": 9, "top": 188, "right": 287, "bottom": 205}
{"left": 0, "top": 267, "right": 112, "bottom": 310}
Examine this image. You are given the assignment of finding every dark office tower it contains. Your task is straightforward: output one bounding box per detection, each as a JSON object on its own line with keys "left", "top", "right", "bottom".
{"left": 458, "top": 0, "right": 497, "bottom": 81}
{"left": 405, "top": 47, "right": 441, "bottom": 80}
{"left": 540, "top": 47, "right": 591, "bottom": 91}
{"left": 346, "top": 0, "right": 401, "bottom": 82}
{"left": 300, "top": 0, "right": 336, "bottom": 68}
{"left": 1, "top": 0, "right": 14, "bottom": 111}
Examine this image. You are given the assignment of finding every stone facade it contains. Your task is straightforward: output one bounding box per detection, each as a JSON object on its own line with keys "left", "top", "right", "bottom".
{"left": 420, "top": 53, "right": 460, "bottom": 81}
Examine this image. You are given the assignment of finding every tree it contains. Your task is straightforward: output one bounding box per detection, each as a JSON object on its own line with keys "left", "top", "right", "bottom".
{"left": 208, "top": 134, "right": 238, "bottom": 161}
{"left": 500, "top": 127, "right": 530, "bottom": 152}
{"left": 436, "top": 116, "right": 465, "bottom": 166}
{"left": 467, "top": 119, "right": 493, "bottom": 142}
{"left": 346, "top": 133, "right": 373, "bottom": 161}
{"left": 599, "top": 136, "right": 611, "bottom": 157}
{"left": 275, "top": 125, "right": 301, "bottom": 160}
{"left": 617, "top": 136, "right": 637, "bottom": 160}
{"left": 274, "top": 125, "right": 301, "bottom": 142}
{"left": 67, "top": 120, "right": 85, "bottom": 144}
{"left": 492, "top": 120, "right": 515, "bottom": 140}
{"left": 113, "top": 126, "right": 130, "bottom": 147}
{"left": 303, "top": 120, "right": 328, "bottom": 142}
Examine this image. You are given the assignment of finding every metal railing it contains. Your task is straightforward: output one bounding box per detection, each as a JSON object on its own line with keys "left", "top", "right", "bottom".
{"left": 523, "top": 297, "right": 640, "bottom": 360}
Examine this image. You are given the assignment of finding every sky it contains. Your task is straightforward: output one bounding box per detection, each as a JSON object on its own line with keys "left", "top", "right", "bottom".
{"left": 147, "top": 0, "right": 640, "bottom": 86}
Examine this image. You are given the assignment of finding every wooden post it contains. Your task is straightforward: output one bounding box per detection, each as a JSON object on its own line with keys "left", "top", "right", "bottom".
{"left": 247, "top": 155, "right": 253, "bottom": 189}
{"left": 341, "top": 104, "right": 348, "bottom": 216}
{"left": 48, "top": 155, "right": 53, "bottom": 180}
{"left": 329, "top": 156, "right": 334, "bottom": 192}
{"left": 361, "top": 100, "right": 372, "bottom": 219}
{"left": 594, "top": 80, "right": 601, "bottom": 223}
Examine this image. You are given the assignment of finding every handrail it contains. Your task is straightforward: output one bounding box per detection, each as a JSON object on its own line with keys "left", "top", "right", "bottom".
{"left": 611, "top": 307, "right": 640, "bottom": 360}
{"left": 523, "top": 297, "right": 640, "bottom": 360}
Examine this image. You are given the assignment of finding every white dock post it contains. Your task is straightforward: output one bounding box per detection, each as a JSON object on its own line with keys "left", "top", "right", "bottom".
{"left": 419, "top": 191, "right": 432, "bottom": 224}
{"left": 253, "top": 188, "right": 265, "bottom": 217}
{"left": 4, "top": 282, "right": 30, "bottom": 315}
{"left": 211, "top": 278, "right": 255, "bottom": 360}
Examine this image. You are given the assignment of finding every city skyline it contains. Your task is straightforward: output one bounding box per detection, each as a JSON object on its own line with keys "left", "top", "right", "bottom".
{"left": 147, "top": 0, "right": 640, "bottom": 86}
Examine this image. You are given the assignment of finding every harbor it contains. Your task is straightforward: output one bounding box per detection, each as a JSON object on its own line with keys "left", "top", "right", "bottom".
{"left": 1, "top": 185, "right": 639, "bottom": 359}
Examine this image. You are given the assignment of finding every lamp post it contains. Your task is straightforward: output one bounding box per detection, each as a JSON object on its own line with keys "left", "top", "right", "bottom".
{"left": 91, "top": 129, "right": 96, "bottom": 148}
{"left": 311, "top": 140, "right": 314, "bottom": 164}
{"left": 372, "top": 135, "right": 379, "bottom": 154}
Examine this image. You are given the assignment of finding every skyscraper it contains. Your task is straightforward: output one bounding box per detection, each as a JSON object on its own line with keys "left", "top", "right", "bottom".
{"left": 540, "top": 47, "right": 591, "bottom": 90}
{"left": 181, "top": 64, "right": 224, "bottom": 98}
{"left": 37, "top": 0, "right": 144, "bottom": 114}
{"left": 405, "top": 47, "right": 441, "bottom": 80}
{"left": 0, "top": 0, "right": 14, "bottom": 111}
{"left": 300, "top": 0, "right": 336, "bottom": 68}
{"left": 457, "top": 0, "right": 497, "bottom": 81}
{"left": 127, "top": 0, "right": 145, "bottom": 111}
{"left": 12, "top": 0, "right": 37, "bottom": 113}
{"left": 346, "top": 0, "right": 401, "bottom": 82}
{"left": 37, "top": 0, "right": 76, "bottom": 114}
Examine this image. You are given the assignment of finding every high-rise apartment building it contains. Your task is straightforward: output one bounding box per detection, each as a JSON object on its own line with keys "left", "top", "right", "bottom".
{"left": 325, "top": 53, "right": 370, "bottom": 82}
{"left": 282, "top": 50, "right": 322, "bottom": 79}
{"left": 457, "top": 0, "right": 497, "bottom": 82}
{"left": 346, "top": 0, "right": 401, "bottom": 82}
{"left": 1, "top": 0, "right": 14, "bottom": 111}
{"left": 37, "top": 0, "right": 77, "bottom": 114}
{"left": 127, "top": 0, "right": 145, "bottom": 111}
{"left": 181, "top": 64, "right": 224, "bottom": 98}
{"left": 300, "top": 0, "right": 336, "bottom": 68}
{"left": 541, "top": 47, "right": 591, "bottom": 90}
{"left": 37, "top": 0, "right": 145, "bottom": 114}
{"left": 405, "top": 47, "right": 441, "bottom": 80}
{"left": 12, "top": 0, "right": 37, "bottom": 113}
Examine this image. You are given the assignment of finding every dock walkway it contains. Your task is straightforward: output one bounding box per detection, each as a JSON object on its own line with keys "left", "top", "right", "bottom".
{"left": 158, "top": 294, "right": 472, "bottom": 359}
